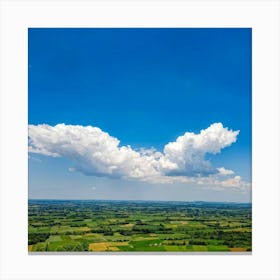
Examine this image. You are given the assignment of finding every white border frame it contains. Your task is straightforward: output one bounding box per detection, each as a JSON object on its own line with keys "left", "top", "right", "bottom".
{"left": 0, "top": 0, "right": 279, "bottom": 279}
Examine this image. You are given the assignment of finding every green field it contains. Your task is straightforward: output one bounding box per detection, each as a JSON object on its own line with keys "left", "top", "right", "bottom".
{"left": 28, "top": 200, "right": 252, "bottom": 252}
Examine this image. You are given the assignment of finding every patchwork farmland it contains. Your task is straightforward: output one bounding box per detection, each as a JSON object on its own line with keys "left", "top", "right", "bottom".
{"left": 28, "top": 200, "right": 251, "bottom": 252}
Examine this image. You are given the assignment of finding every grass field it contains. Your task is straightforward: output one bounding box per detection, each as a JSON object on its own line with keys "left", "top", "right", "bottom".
{"left": 28, "top": 200, "right": 252, "bottom": 252}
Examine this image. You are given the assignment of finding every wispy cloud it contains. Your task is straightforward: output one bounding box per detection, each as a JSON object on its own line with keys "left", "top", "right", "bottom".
{"left": 28, "top": 155, "right": 42, "bottom": 163}
{"left": 28, "top": 122, "right": 249, "bottom": 189}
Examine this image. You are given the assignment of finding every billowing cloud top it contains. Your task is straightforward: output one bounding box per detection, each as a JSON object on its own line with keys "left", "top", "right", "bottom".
{"left": 28, "top": 122, "right": 248, "bottom": 188}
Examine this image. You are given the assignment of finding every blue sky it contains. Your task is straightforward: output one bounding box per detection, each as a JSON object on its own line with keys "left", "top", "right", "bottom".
{"left": 28, "top": 28, "right": 251, "bottom": 202}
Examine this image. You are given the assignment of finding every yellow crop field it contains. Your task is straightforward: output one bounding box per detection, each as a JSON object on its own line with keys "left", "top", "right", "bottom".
{"left": 89, "top": 243, "right": 107, "bottom": 251}
{"left": 89, "top": 241, "right": 129, "bottom": 251}
{"left": 108, "top": 246, "right": 120, "bottom": 251}
{"left": 230, "top": 247, "right": 247, "bottom": 252}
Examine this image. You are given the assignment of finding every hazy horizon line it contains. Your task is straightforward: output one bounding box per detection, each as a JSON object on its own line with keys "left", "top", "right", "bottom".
{"left": 28, "top": 198, "right": 252, "bottom": 204}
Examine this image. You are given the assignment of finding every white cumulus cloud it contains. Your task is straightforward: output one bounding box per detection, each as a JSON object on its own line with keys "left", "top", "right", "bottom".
{"left": 217, "top": 167, "right": 235, "bottom": 175}
{"left": 162, "top": 123, "right": 239, "bottom": 176}
{"left": 29, "top": 124, "right": 161, "bottom": 180}
{"left": 28, "top": 122, "right": 245, "bottom": 188}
